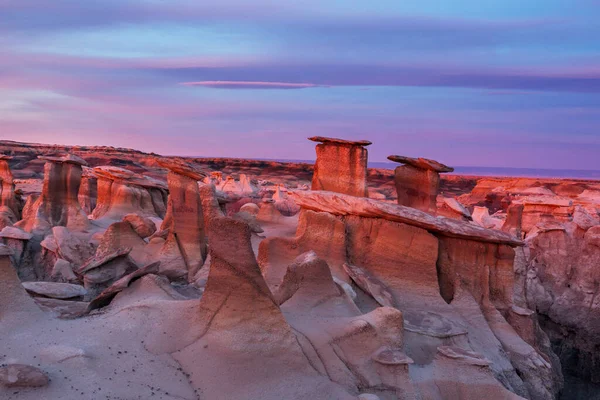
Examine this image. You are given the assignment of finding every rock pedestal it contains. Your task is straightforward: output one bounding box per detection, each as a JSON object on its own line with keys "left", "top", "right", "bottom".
{"left": 157, "top": 158, "right": 208, "bottom": 281}
{"left": 388, "top": 155, "right": 453, "bottom": 214}
{"left": 0, "top": 155, "right": 20, "bottom": 223}
{"left": 16, "top": 154, "right": 89, "bottom": 233}
{"left": 310, "top": 136, "right": 371, "bottom": 197}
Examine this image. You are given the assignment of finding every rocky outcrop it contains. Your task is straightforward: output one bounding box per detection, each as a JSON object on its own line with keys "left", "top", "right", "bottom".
{"left": 172, "top": 216, "right": 353, "bottom": 400}
{"left": 289, "top": 190, "right": 522, "bottom": 246}
{"left": 259, "top": 190, "right": 560, "bottom": 399}
{"left": 91, "top": 165, "right": 167, "bottom": 221}
{"left": 310, "top": 136, "right": 371, "bottom": 197}
{"left": 388, "top": 155, "right": 454, "bottom": 213}
{"left": 157, "top": 158, "right": 208, "bottom": 281}
{"left": 16, "top": 154, "right": 90, "bottom": 233}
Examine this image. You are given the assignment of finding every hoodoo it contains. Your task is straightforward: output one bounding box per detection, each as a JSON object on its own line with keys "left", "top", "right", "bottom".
{"left": 388, "top": 155, "right": 454, "bottom": 213}
{"left": 16, "top": 154, "right": 89, "bottom": 233}
{"left": 310, "top": 136, "right": 371, "bottom": 197}
{"left": 157, "top": 158, "right": 208, "bottom": 281}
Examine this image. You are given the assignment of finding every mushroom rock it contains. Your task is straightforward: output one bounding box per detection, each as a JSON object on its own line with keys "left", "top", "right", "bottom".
{"left": 437, "top": 196, "right": 472, "bottom": 221}
{"left": 0, "top": 155, "right": 21, "bottom": 221}
{"left": 0, "top": 244, "right": 42, "bottom": 322}
{"left": 15, "top": 154, "right": 89, "bottom": 233}
{"left": 171, "top": 216, "right": 354, "bottom": 400}
{"left": 123, "top": 213, "right": 157, "bottom": 238}
{"left": 156, "top": 158, "right": 208, "bottom": 282}
{"left": 388, "top": 154, "right": 454, "bottom": 214}
{"left": 309, "top": 136, "right": 371, "bottom": 197}
{"left": 91, "top": 165, "right": 168, "bottom": 221}
{"left": 78, "top": 166, "right": 98, "bottom": 214}
{"left": 77, "top": 247, "right": 138, "bottom": 300}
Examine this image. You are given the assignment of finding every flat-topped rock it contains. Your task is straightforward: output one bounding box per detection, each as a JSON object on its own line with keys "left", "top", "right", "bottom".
{"left": 308, "top": 136, "right": 372, "bottom": 147}
{"left": 388, "top": 155, "right": 453, "bottom": 173}
{"left": 22, "top": 281, "right": 87, "bottom": 299}
{"left": 38, "top": 153, "right": 87, "bottom": 166}
{"left": 310, "top": 137, "right": 370, "bottom": 197}
{"left": 93, "top": 166, "right": 167, "bottom": 189}
{"left": 156, "top": 157, "right": 207, "bottom": 181}
{"left": 289, "top": 190, "right": 523, "bottom": 246}
{"left": 0, "top": 226, "right": 32, "bottom": 240}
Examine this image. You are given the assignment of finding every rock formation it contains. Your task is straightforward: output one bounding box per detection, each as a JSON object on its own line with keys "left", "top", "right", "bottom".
{"left": 0, "top": 155, "right": 21, "bottom": 227}
{"left": 172, "top": 215, "right": 354, "bottom": 400}
{"left": 91, "top": 165, "right": 167, "bottom": 221}
{"left": 16, "top": 154, "right": 90, "bottom": 233}
{"left": 157, "top": 158, "right": 208, "bottom": 281}
{"left": 259, "top": 189, "right": 560, "bottom": 399}
{"left": 310, "top": 136, "right": 371, "bottom": 197}
{"left": 78, "top": 166, "right": 97, "bottom": 214}
{"left": 388, "top": 155, "right": 454, "bottom": 213}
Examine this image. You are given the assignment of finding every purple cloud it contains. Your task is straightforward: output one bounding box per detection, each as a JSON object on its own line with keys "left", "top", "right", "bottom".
{"left": 180, "top": 81, "right": 324, "bottom": 89}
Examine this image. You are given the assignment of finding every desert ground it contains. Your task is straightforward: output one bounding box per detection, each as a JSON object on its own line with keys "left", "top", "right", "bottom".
{"left": 1, "top": 138, "right": 599, "bottom": 399}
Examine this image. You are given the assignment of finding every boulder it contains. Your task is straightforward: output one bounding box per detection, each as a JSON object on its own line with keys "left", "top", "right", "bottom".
{"left": 0, "top": 364, "right": 48, "bottom": 388}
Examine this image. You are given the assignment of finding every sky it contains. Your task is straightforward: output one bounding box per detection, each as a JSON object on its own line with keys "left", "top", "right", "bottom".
{"left": 1, "top": 1, "right": 599, "bottom": 169}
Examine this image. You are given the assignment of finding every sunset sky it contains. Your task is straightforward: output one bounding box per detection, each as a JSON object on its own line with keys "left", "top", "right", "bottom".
{"left": 1, "top": 1, "right": 599, "bottom": 169}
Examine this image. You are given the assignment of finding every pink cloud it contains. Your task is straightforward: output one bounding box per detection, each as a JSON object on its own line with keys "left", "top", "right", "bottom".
{"left": 180, "top": 81, "right": 325, "bottom": 89}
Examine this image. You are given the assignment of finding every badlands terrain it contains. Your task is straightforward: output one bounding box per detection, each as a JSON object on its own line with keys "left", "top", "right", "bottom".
{"left": 1, "top": 138, "right": 599, "bottom": 399}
